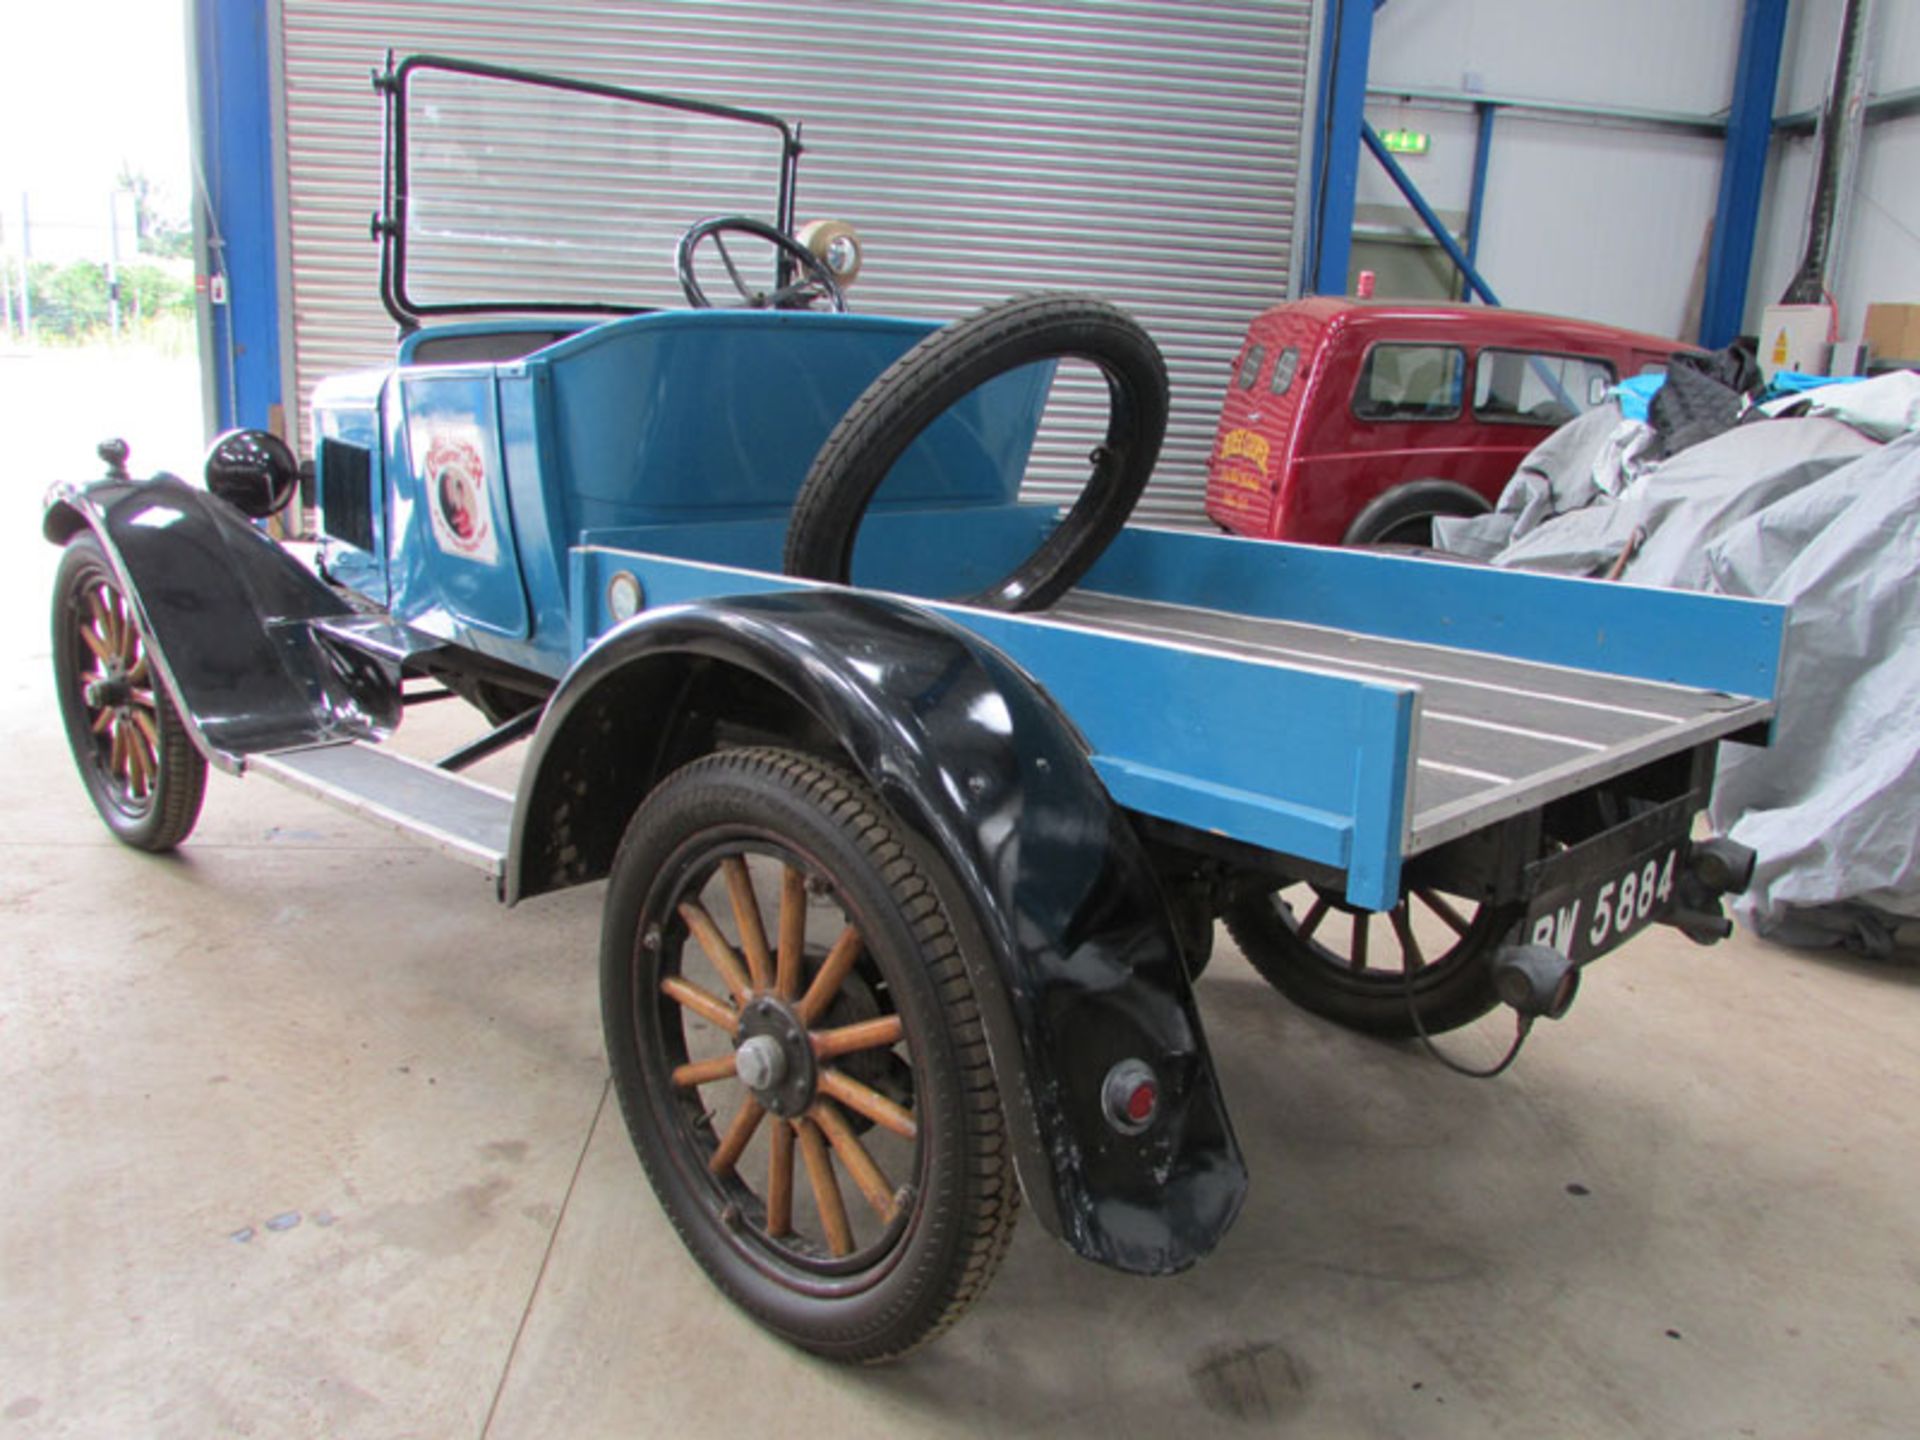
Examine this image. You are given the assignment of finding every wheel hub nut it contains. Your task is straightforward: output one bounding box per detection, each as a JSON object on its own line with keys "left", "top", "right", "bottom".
{"left": 735, "top": 1033, "right": 787, "bottom": 1093}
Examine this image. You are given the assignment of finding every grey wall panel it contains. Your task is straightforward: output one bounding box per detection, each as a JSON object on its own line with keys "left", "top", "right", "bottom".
{"left": 279, "top": 0, "right": 1310, "bottom": 523}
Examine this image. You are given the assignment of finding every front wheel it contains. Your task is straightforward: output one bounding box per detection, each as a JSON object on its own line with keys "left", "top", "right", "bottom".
{"left": 52, "top": 532, "right": 207, "bottom": 851}
{"left": 601, "top": 747, "right": 1017, "bottom": 1362}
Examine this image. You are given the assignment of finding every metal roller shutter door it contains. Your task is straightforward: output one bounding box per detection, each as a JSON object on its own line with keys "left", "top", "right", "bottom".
{"left": 278, "top": 0, "right": 1311, "bottom": 524}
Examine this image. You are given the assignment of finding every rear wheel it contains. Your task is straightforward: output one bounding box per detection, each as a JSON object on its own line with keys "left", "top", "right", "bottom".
{"left": 1223, "top": 882, "right": 1518, "bottom": 1038}
{"left": 1342, "top": 479, "right": 1491, "bottom": 548}
{"left": 602, "top": 747, "right": 1017, "bottom": 1362}
{"left": 52, "top": 533, "right": 207, "bottom": 851}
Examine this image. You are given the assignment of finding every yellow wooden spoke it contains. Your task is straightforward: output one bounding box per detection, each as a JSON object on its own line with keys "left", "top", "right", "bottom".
{"left": 794, "top": 1118, "right": 852, "bottom": 1257}
{"left": 670, "top": 1053, "right": 737, "bottom": 1088}
{"left": 818, "top": 1067, "right": 916, "bottom": 1140}
{"left": 796, "top": 925, "right": 863, "bottom": 1025}
{"left": 659, "top": 975, "right": 738, "bottom": 1034}
{"left": 721, "top": 858, "right": 773, "bottom": 993}
{"left": 776, "top": 865, "right": 806, "bottom": 1001}
{"left": 677, "top": 900, "right": 753, "bottom": 1004}
{"left": 811, "top": 1014, "right": 904, "bottom": 1061}
{"left": 810, "top": 1099, "right": 898, "bottom": 1224}
{"left": 766, "top": 1119, "right": 795, "bottom": 1238}
{"left": 707, "top": 1095, "right": 766, "bottom": 1178}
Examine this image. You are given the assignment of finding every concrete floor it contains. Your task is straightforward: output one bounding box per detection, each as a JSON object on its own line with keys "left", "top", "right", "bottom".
{"left": 5, "top": 353, "right": 1920, "bottom": 1437}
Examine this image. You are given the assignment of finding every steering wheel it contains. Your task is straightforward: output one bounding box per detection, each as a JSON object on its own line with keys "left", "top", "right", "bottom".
{"left": 676, "top": 216, "right": 847, "bottom": 312}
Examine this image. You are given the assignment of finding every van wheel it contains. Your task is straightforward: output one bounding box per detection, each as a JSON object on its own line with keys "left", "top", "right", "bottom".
{"left": 1342, "top": 480, "right": 1491, "bottom": 548}
{"left": 601, "top": 747, "right": 1017, "bottom": 1362}
{"left": 784, "top": 292, "right": 1168, "bottom": 611}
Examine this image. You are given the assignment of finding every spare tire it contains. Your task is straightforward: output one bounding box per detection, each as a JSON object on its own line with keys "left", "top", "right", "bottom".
{"left": 783, "top": 292, "right": 1169, "bottom": 612}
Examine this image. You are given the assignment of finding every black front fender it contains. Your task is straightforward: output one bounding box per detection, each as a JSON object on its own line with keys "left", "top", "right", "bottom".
{"left": 44, "top": 475, "right": 401, "bottom": 763}
{"left": 509, "top": 590, "right": 1246, "bottom": 1274}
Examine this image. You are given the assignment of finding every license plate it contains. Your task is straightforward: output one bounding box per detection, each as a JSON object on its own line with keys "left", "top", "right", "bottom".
{"left": 1525, "top": 842, "right": 1682, "bottom": 965}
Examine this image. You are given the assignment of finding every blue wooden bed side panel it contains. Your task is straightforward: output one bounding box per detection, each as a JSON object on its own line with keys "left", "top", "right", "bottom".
{"left": 1083, "top": 528, "right": 1786, "bottom": 702}
{"left": 568, "top": 547, "right": 1419, "bottom": 908}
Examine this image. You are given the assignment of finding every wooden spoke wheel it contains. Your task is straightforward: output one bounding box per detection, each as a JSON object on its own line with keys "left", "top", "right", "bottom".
{"left": 1223, "top": 881, "right": 1520, "bottom": 1038}
{"left": 52, "top": 533, "right": 207, "bottom": 852}
{"left": 602, "top": 747, "right": 1017, "bottom": 1361}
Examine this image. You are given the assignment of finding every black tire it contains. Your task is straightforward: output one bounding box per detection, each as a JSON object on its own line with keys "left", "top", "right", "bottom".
{"left": 1223, "top": 882, "right": 1519, "bottom": 1038}
{"left": 1342, "top": 479, "right": 1492, "bottom": 548}
{"left": 602, "top": 747, "right": 1017, "bottom": 1362}
{"left": 52, "top": 533, "right": 208, "bottom": 852}
{"left": 784, "top": 292, "right": 1169, "bottom": 611}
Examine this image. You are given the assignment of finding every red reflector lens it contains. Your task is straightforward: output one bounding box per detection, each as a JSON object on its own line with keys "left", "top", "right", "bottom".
{"left": 1125, "top": 1082, "right": 1157, "bottom": 1124}
{"left": 1102, "top": 1059, "right": 1161, "bottom": 1133}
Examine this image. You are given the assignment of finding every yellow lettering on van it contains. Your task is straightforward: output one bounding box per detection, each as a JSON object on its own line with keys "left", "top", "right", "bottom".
{"left": 1215, "top": 427, "right": 1270, "bottom": 488}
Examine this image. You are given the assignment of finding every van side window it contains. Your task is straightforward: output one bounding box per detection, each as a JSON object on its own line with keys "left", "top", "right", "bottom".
{"left": 1353, "top": 344, "right": 1464, "bottom": 421}
{"left": 1236, "top": 342, "right": 1267, "bottom": 390}
{"left": 1473, "top": 349, "right": 1617, "bottom": 426}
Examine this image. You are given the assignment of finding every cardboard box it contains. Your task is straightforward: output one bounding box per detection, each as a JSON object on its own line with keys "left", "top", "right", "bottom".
{"left": 1864, "top": 303, "right": 1920, "bottom": 364}
{"left": 1760, "top": 303, "right": 1831, "bottom": 380}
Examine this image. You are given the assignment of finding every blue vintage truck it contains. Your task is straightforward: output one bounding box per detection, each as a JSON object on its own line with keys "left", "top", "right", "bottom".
{"left": 45, "top": 57, "right": 1779, "bottom": 1361}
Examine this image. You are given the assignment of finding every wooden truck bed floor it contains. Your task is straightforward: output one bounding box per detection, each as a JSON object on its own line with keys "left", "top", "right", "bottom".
{"left": 1052, "top": 590, "right": 1775, "bottom": 857}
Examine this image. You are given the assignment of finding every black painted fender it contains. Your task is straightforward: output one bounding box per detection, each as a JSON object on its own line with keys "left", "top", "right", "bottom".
{"left": 507, "top": 589, "right": 1247, "bottom": 1275}
{"left": 44, "top": 475, "right": 402, "bottom": 763}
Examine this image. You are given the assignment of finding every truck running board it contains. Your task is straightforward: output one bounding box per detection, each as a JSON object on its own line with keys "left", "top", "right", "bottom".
{"left": 247, "top": 742, "right": 513, "bottom": 879}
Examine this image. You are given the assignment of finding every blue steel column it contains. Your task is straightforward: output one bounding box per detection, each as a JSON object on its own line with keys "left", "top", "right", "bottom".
{"left": 1306, "top": 0, "right": 1377, "bottom": 295}
{"left": 1698, "top": 0, "right": 1788, "bottom": 348}
{"left": 191, "top": 0, "right": 283, "bottom": 435}
{"left": 1462, "top": 102, "right": 1497, "bottom": 300}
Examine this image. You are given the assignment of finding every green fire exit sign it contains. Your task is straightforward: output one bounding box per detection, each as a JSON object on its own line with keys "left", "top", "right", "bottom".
{"left": 1380, "top": 128, "right": 1430, "bottom": 155}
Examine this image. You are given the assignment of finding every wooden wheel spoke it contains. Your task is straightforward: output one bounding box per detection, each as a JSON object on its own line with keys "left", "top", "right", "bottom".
{"left": 796, "top": 925, "right": 863, "bottom": 1025}
{"left": 677, "top": 900, "right": 753, "bottom": 1004}
{"left": 721, "top": 857, "right": 774, "bottom": 993}
{"left": 670, "top": 1053, "right": 737, "bottom": 1088}
{"left": 1298, "top": 895, "right": 1331, "bottom": 940}
{"left": 1389, "top": 903, "right": 1425, "bottom": 972}
{"left": 108, "top": 718, "right": 129, "bottom": 782}
{"left": 87, "top": 591, "right": 115, "bottom": 654}
{"left": 811, "top": 1014, "right": 904, "bottom": 1061}
{"left": 707, "top": 1095, "right": 766, "bottom": 1177}
{"left": 90, "top": 707, "right": 115, "bottom": 735}
{"left": 766, "top": 1120, "right": 795, "bottom": 1238}
{"left": 818, "top": 1067, "right": 916, "bottom": 1140}
{"left": 794, "top": 1118, "right": 853, "bottom": 1257}
{"left": 129, "top": 707, "right": 160, "bottom": 751}
{"left": 776, "top": 865, "right": 806, "bottom": 1001}
{"left": 124, "top": 721, "right": 150, "bottom": 797}
{"left": 115, "top": 606, "right": 140, "bottom": 668}
{"left": 80, "top": 624, "right": 114, "bottom": 664}
{"left": 810, "top": 1099, "right": 899, "bottom": 1223}
{"left": 127, "top": 688, "right": 157, "bottom": 712}
{"left": 1417, "top": 888, "right": 1473, "bottom": 937}
{"left": 660, "top": 975, "right": 738, "bottom": 1034}
{"left": 126, "top": 654, "right": 149, "bottom": 686}
{"left": 1349, "top": 910, "right": 1370, "bottom": 970}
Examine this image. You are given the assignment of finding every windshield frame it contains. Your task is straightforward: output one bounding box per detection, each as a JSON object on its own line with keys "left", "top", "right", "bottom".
{"left": 374, "top": 53, "right": 803, "bottom": 327}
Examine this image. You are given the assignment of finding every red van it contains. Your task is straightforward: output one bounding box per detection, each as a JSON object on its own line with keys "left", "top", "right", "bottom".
{"left": 1204, "top": 298, "right": 1686, "bottom": 546}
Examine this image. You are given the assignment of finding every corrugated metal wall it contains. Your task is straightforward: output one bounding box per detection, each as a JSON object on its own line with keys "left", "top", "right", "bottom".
{"left": 278, "top": 0, "right": 1311, "bottom": 523}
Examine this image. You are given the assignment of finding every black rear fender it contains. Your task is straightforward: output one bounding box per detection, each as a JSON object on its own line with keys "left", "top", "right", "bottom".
{"left": 508, "top": 589, "right": 1247, "bottom": 1274}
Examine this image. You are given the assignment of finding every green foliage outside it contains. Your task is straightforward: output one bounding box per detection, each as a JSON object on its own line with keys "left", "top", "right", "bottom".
{"left": 9, "top": 258, "right": 196, "bottom": 346}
